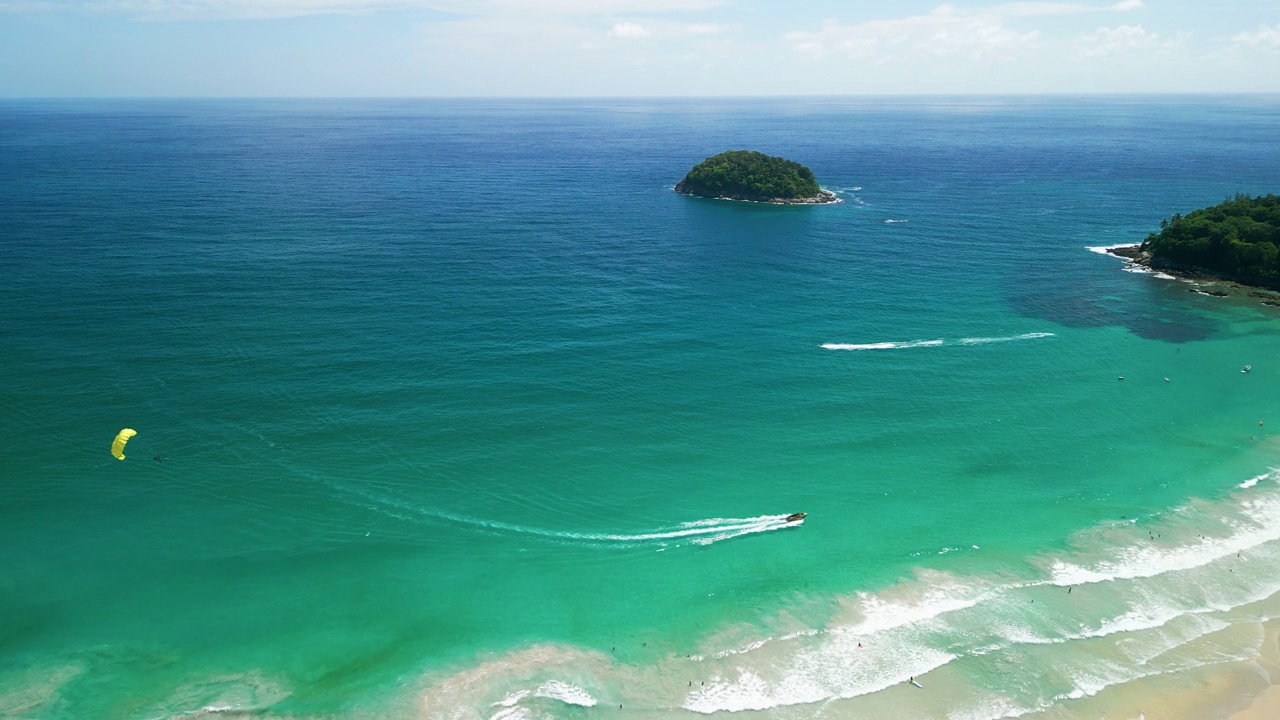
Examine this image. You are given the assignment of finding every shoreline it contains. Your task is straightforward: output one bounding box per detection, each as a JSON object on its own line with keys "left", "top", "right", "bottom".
{"left": 1229, "top": 618, "right": 1280, "bottom": 720}
{"left": 407, "top": 468, "right": 1280, "bottom": 719}
{"left": 673, "top": 186, "right": 841, "bottom": 205}
{"left": 1097, "top": 243, "right": 1280, "bottom": 307}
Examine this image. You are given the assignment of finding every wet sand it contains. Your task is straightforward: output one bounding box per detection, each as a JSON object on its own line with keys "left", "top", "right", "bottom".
{"left": 1229, "top": 619, "right": 1280, "bottom": 720}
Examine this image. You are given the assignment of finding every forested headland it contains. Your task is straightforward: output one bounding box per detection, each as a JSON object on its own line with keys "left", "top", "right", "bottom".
{"left": 1142, "top": 194, "right": 1280, "bottom": 289}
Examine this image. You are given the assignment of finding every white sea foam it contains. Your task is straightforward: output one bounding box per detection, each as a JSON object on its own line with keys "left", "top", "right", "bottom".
{"left": 1086, "top": 243, "right": 1186, "bottom": 282}
{"left": 682, "top": 647, "right": 957, "bottom": 714}
{"left": 778, "top": 628, "right": 821, "bottom": 641}
{"left": 950, "top": 698, "right": 1033, "bottom": 720}
{"left": 688, "top": 477, "right": 1280, "bottom": 714}
{"left": 419, "top": 476, "right": 1280, "bottom": 719}
{"left": 883, "top": 219, "right": 908, "bottom": 223}
{"left": 713, "top": 638, "right": 771, "bottom": 659}
{"left": 1114, "top": 613, "right": 1231, "bottom": 666}
{"left": 1239, "top": 470, "right": 1273, "bottom": 489}
{"left": 492, "top": 690, "right": 529, "bottom": 707}
{"left": 1085, "top": 244, "right": 1186, "bottom": 283}
{"left": 1032, "top": 633, "right": 1260, "bottom": 716}
{"left": 1067, "top": 602, "right": 1232, "bottom": 649}
{"left": 1049, "top": 489, "right": 1280, "bottom": 587}
{"left": 1086, "top": 243, "right": 1140, "bottom": 256}
{"left": 839, "top": 586, "right": 986, "bottom": 636}
{"left": 533, "top": 680, "right": 596, "bottom": 707}
{"left": 488, "top": 707, "right": 531, "bottom": 720}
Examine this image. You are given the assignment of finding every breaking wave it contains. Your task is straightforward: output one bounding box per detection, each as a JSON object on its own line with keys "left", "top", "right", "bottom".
{"left": 1085, "top": 243, "right": 1140, "bottom": 256}
{"left": 418, "top": 468, "right": 1280, "bottom": 719}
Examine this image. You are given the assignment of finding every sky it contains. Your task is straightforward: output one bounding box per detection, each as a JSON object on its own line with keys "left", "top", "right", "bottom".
{"left": 0, "top": 0, "right": 1277, "bottom": 96}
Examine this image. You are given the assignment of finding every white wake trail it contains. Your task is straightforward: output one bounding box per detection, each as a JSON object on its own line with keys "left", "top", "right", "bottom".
{"left": 822, "top": 333, "right": 1054, "bottom": 351}
{"left": 331, "top": 482, "right": 802, "bottom": 548}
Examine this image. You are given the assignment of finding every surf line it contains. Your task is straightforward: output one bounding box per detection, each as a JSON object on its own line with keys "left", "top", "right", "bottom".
{"left": 822, "top": 333, "right": 1054, "bottom": 351}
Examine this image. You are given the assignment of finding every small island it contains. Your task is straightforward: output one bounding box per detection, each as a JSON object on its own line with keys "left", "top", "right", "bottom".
{"left": 1106, "top": 194, "right": 1280, "bottom": 297}
{"left": 675, "top": 150, "right": 838, "bottom": 205}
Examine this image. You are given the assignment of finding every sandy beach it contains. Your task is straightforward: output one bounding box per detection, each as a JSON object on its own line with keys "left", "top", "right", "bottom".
{"left": 1230, "top": 619, "right": 1280, "bottom": 720}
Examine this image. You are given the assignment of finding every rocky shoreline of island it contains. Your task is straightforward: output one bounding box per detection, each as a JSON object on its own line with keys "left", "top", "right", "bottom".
{"left": 674, "top": 181, "right": 840, "bottom": 205}
{"left": 1100, "top": 244, "right": 1280, "bottom": 307}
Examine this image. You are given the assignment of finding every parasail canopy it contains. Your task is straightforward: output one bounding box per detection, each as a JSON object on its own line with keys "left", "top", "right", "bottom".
{"left": 111, "top": 428, "right": 137, "bottom": 460}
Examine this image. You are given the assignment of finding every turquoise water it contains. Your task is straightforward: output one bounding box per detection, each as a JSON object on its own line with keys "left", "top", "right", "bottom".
{"left": 3, "top": 97, "right": 1280, "bottom": 718}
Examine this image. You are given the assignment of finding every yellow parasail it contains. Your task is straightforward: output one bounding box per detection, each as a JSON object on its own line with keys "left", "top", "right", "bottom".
{"left": 111, "top": 428, "right": 137, "bottom": 460}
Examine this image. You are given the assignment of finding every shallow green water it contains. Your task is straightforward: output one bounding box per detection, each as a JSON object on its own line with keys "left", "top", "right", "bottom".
{"left": 2, "top": 96, "right": 1280, "bottom": 718}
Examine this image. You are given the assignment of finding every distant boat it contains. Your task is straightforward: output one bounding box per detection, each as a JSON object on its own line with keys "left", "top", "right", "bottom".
{"left": 1243, "top": 365, "right": 1253, "bottom": 373}
{"left": 786, "top": 512, "right": 807, "bottom": 523}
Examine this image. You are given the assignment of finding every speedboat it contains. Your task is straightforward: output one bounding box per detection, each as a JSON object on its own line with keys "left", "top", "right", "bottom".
{"left": 1243, "top": 365, "right": 1253, "bottom": 373}
{"left": 786, "top": 512, "right": 807, "bottom": 523}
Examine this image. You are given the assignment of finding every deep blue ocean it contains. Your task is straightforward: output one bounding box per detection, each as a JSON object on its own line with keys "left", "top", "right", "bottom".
{"left": 3, "top": 96, "right": 1280, "bottom": 719}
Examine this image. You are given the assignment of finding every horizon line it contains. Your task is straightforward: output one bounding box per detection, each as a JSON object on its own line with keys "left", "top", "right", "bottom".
{"left": 4, "top": 91, "right": 1280, "bottom": 101}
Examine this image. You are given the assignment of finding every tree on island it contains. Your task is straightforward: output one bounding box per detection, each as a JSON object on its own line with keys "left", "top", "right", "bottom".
{"left": 675, "top": 150, "right": 832, "bottom": 203}
{"left": 1142, "top": 194, "right": 1280, "bottom": 288}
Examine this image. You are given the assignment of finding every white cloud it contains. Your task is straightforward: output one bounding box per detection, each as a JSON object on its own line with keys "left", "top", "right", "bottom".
{"left": 1077, "top": 23, "right": 1166, "bottom": 57}
{"left": 0, "top": 0, "right": 727, "bottom": 21}
{"left": 996, "top": 3, "right": 1097, "bottom": 16}
{"left": 1232, "top": 23, "right": 1280, "bottom": 50}
{"left": 1, "top": 0, "right": 417, "bottom": 20}
{"left": 607, "top": 21, "right": 649, "bottom": 38}
{"left": 977, "top": 0, "right": 1140, "bottom": 16}
{"left": 597, "top": 18, "right": 730, "bottom": 43}
{"left": 783, "top": 0, "right": 1149, "bottom": 62}
{"left": 785, "top": 7, "right": 1039, "bottom": 60}
{"left": 683, "top": 22, "right": 727, "bottom": 34}
{"left": 496, "top": 0, "right": 725, "bottom": 14}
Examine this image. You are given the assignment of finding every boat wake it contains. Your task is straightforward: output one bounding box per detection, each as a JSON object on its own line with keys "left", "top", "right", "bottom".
{"left": 821, "top": 339, "right": 944, "bottom": 351}
{"left": 822, "top": 332, "right": 1053, "bottom": 351}
{"left": 330, "top": 483, "right": 802, "bottom": 549}
{"left": 958, "top": 332, "right": 1056, "bottom": 345}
